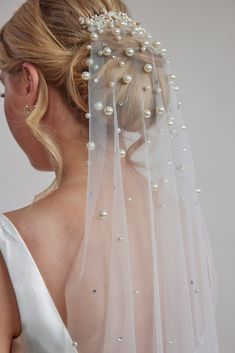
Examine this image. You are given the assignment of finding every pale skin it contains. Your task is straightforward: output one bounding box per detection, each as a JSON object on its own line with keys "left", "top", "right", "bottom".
{"left": 0, "top": 63, "right": 90, "bottom": 351}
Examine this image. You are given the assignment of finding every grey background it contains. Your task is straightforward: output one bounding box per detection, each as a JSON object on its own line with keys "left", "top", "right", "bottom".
{"left": 0, "top": 0, "right": 234, "bottom": 351}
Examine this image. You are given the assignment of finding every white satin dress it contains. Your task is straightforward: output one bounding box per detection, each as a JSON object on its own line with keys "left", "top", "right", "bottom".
{"left": 0, "top": 213, "right": 79, "bottom": 353}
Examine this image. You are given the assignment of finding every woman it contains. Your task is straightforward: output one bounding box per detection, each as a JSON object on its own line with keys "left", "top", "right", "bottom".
{"left": 0, "top": 1, "right": 219, "bottom": 352}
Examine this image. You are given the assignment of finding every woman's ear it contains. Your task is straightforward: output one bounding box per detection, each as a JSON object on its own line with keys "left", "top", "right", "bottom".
{"left": 22, "top": 62, "right": 39, "bottom": 107}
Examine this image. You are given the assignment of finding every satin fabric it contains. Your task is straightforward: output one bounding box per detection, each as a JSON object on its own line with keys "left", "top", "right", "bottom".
{"left": 0, "top": 213, "right": 78, "bottom": 353}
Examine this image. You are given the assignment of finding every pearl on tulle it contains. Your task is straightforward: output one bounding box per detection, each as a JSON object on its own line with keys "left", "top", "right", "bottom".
{"left": 134, "top": 290, "right": 140, "bottom": 294}
{"left": 94, "top": 64, "right": 99, "bottom": 71}
{"left": 94, "top": 78, "right": 99, "bottom": 83}
{"left": 90, "top": 32, "right": 99, "bottom": 41}
{"left": 143, "top": 85, "right": 151, "bottom": 92}
{"left": 152, "top": 183, "right": 159, "bottom": 191}
{"left": 86, "top": 141, "right": 96, "bottom": 151}
{"left": 146, "top": 137, "right": 151, "bottom": 144}
{"left": 119, "top": 149, "right": 126, "bottom": 157}
{"left": 86, "top": 44, "right": 92, "bottom": 50}
{"left": 103, "top": 47, "right": 112, "bottom": 56}
{"left": 157, "top": 88, "right": 162, "bottom": 93}
{"left": 108, "top": 81, "right": 115, "bottom": 87}
{"left": 195, "top": 288, "right": 200, "bottom": 293}
{"left": 119, "top": 60, "right": 125, "bottom": 67}
{"left": 119, "top": 101, "right": 124, "bottom": 106}
{"left": 144, "top": 109, "right": 152, "bottom": 119}
{"left": 127, "top": 197, "right": 133, "bottom": 203}
{"left": 94, "top": 101, "right": 103, "bottom": 111}
{"left": 196, "top": 188, "right": 201, "bottom": 193}
{"left": 168, "top": 74, "right": 176, "bottom": 81}
{"left": 118, "top": 237, "right": 125, "bottom": 241}
{"left": 97, "top": 50, "right": 103, "bottom": 56}
{"left": 117, "top": 128, "right": 122, "bottom": 133}
{"left": 99, "top": 210, "right": 108, "bottom": 218}
{"left": 115, "top": 35, "right": 122, "bottom": 41}
{"left": 86, "top": 58, "right": 94, "bottom": 66}
{"left": 72, "top": 341, "right": 78, "bottom": 347}
{"left": 168, "top": 340, "right": 173, "bottom": 344}
{"left": 182, "top": 125, "right": 187, "bottom": 129}
{"left": 125, "top": 48, "right": 135, "bottom": 56}
{"left": 112, "top": 55, "right": 118, "bottom": 60}
{"left": 118, "top": 337, "right": 122, "bottom": 341}
{"left": 161, "top": 48, "right": 167, "bottom": 55}
{"left": 168, "top": 120, "right": 174, "bottom": 126}
{"left": 104, "top": 106, "right": 114, "bottom": 115}
{"left": 82, "top": 71, "right": 91, "bottom": 80}
{"left": 153, "top": 41, "right": 161, "bottom": 48}
{"left": 182, "top": 147, "right": 188, "bottom": 152}
{"left": 157, "top": 106, "right": 165, "bottom": 114}
{"left": 85, "top": 113, "right": 92, "bottom": 119}
{"left": 178, "top": 102, "right": 182, "bottom": 108}
{"left": 174, "top": 86, "right": 179, "bottom": 91}
{"left": 144, "top": 63, "right": 153, "bottom": 73}
{"left": 168, "top": 160, "right": 172, "bottom": 165}
{"left": 123, "top": 74, "right": 132, "bottom": 84}
{"left": 140, "top": 46, "right": 146, "bottom": 52}
{"left": 112, "top": 28, "right": 121, "bottom": 36}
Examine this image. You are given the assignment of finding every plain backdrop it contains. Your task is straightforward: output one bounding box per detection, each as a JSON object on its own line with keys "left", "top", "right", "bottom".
{"left": 0, "top": 0, "right": 234, "bottom": 352}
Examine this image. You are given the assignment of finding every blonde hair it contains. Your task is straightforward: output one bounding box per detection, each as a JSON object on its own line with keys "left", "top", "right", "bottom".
{"left": 0, "top": 0, "right": 169, "bottom": 204}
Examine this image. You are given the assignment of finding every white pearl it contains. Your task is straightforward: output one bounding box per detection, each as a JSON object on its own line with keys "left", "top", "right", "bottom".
{"left": 90, "top": 32, "right": 99, "bottom": 41}
{"left": 140, "top": 46, "right": 146, "bottom": 52}
{"left": 112, "top": 55, "right": 117, "bottom": 59}
{"left": 86, "top": 141, "right": 96, "bottom": 151}
{"left": 112, "top": 28, "right": 121, "bottom": 36}
{"left": 118, "top": 337, "right": 122, "bottom": 341}
{"left": 119, "top": 149, "right": 126, "bottom": 157}
{"left": 157, "top": 88, "right": 162, "bottom": 93}
{"left": 127, "top": 197, "right": 133, "bottom": 202}
{"left": 178, "top": 102, "right": 182, "bottom": 108}
{"left": 123, "top": 74, "right": 132, "bottom": 84}
{"left": 161, "top": 48, "right": 167, "bottom": 54}
{"left": 174, "top": 86, "right": 179, "bottom": 91}
{"left": 72, "top": 341, "right": 78, "bottom": 347}
{"left": 152, "top": 183, "right": 159, "bottom": 191}
{"left": 157, "top": 106, "right": 165, "bottom": 114}
{"left": 153, "top": 41, "right": 161, "bottom": 48}
{"left": 163, "top": 178, "right": 169, "bottom": 183}
{"left": 94, "top": 101, "right": 103, "bottom": 111}
{"left": 117, "top": 128, "right": 122, "bottom": 133}
{"left": 94, "top": 64, "right": 99, "bottom": 70}
{"left": 86, "top": 44, "right": 92, "bottom": 50}
{"left": 103, "top": 47, "right": 112, "bottom": 56}
{"left": 130, "top": 30, "right": 136, "bottom": 36}
{"left": 144, "top": 109, "right": 152, "bottom": 119}
{"left": 134, "top": 290, "right": 140, "bottom": 294}
{"left": 168, "top": 340, "right": 173, "bottom": 344}
{"left": 104, "top": 106, "right": 114, "bottom": 115}
{"left": 82, "top": 71, "right": 91, "bottom": 80}
{"left": 99, "top": 210, "right": 108, "bottom": 218}
{"left": 144, "top": 64, "right": 153, "bottom": 73}
{"left": 108, "top": 81, "right": 115, "bottom": 87}
{"left": 182, "top": 125, "right": 187, "bottom": 129}
{"left": 182, "top": 147, "right": 188, "bottom": 151}
{"left": 115, "top": 35, "right": 122, "bottom": 41}
{"left": 119, "top": 61, "right": 125, "bottom": 67}
{"left": 94, "top": 78, "right": 99, "bottom": 83}
{"left": 168, "top": 121, "right": 174, "bottom": 126}
{"left": 85, "top": 113, "right": 92, "bottom": 119}
{"left": 86, "top": 58, "right": 94, "bottom": 66}
{"left": 98, "top": 28, "right": 104, "bottom": 34}
{"left": 97, "top": 50, "right": 103, "bottom": 56}
{"left": 118, "top": 237, "right": 125, "bottom": 241}
{"left": 125, "top": 48, "right": 135, "bottom": 56}
{"left": 195, "top": 288, "right": 200, "bottom": 293}
{"left": 196, "top": 188, "right": 201, "bottom": 194}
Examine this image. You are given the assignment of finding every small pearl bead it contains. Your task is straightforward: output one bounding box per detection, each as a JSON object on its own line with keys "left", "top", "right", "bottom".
{"left": 118, "top": 237, "right": 125, "bottom": 241}
{"left": 112, "top": 28, "right": 121, "bottom": 36}
{"left": 144, "top": 109, "right": 152, "bottom": 119}
{"left": 118, "top": 337, "right": 122, "bottom": 341}
{"left": 99, "top": 210, "right": 108, "bottom": 218}
{"left": 157, "top": 106, "right": 165, "bottom": 114}
{"left": 86, "top": 58, "right": 94, "bottom": 66}
{"left": 144, "top": 64, "right": 153, "bottom": 73}
{"left": 104, "top": 106, "right": 114, "bottom": 115}
{"left": 108, "top": 81, "right": 115, "bottom": 88}
{"left": 90, "top": 32, "right": 99, "bottom": 41}
{"left": 152, "top": 183, "right": 159, "bottom": 191}
{"left": 174, "top": 86, "right": 179, "bottom": 91}
{"left": 86, "top": 44, "right": 92, "bottom": 50}
{"left": 134, "top": 290, "right": 140, "bottom": 294}
{"left": 97, "top": 50, "right": 103, "bottom": 56}
{"left": 195, "top": 288, "right": 200, "bottom": 293}
{"left": 161, "top": 48, "right": 167, "bottom": 54}
{"left": 196, "top": 188, "right": 201, "bottom": 193}
{"left": 168, "top": 340, "right": 173, "bottom": 344}
{"left": 140, "top": 46, "right": 146, "bottom": 52}
{"left": 119, "top": 149, "right": 126, "bottom": 157}
{"left": 94, "top": 64, "right": 99, "bottom": 70}
{"left": 123, "top": 74, "right": 132, "bottom": 84}
{"left": 127, "top": 197, "right": 133, "bottom": 202}
{"left": 119, "top": 60, "right": 125, "bottom": 67}
{"left": 182, "top": 125, "right": 187, "bottom": 129}
{"left": 116, "top": 128, "right": 122, "bottom": 133}
{"left": 115, "top": 35, "right": 122, "bottom": 41}
{"left": 86, "top": 141, "right": 96, "bottom": 151}
{"left": 94, "top": 78, "right": 99, "bottom": 83}
{"left": 125, "top": 48, "right": 135, "bottom": 56}
{"left": 153, "top": 41, "right": 161, "bottom": 48}
{"left": 94, "top": 101, "right": 103, "bottom": 111}
{"left": 103, "top": 47, "right": 112, "bottom": 56}
{"left": 82, "top": 71, "right": 91, "bottom": 80}
{"left": 85, "top": 113, "right": 92, "bottom": 119}
{"left": 72, "top": 341, "right": 78, "bottom": 347}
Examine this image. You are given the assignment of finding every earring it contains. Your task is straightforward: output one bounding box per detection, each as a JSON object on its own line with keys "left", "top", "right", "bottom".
{"left": 25, "top": 104, "right": 37, "bottom": 114}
